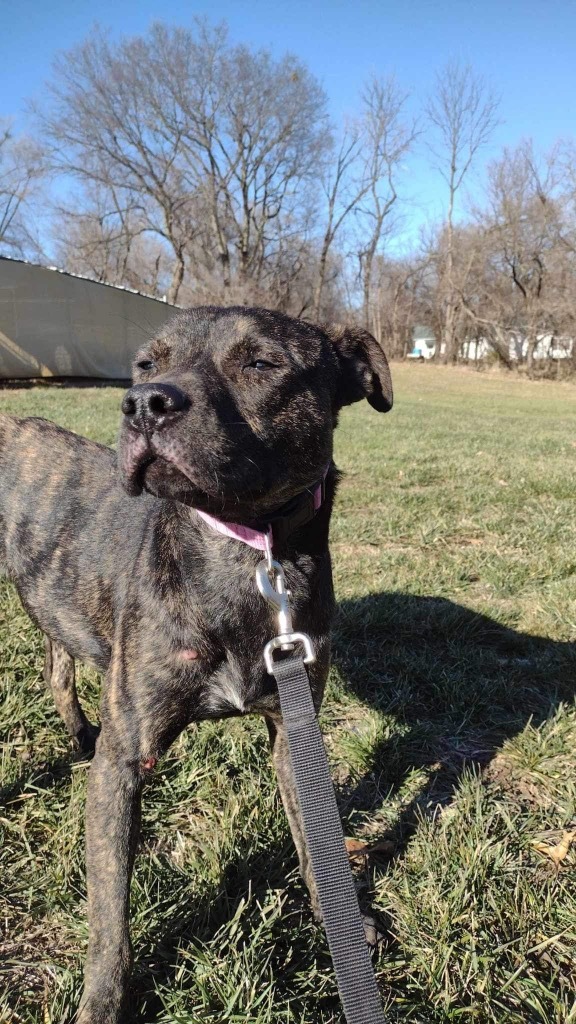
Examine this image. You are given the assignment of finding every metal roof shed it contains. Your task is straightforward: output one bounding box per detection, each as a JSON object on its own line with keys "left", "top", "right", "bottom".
{"left": 0, "top": 257, "right": 177, "bottom": 380}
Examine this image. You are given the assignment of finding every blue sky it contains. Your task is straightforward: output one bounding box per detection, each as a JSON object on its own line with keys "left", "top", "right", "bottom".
{"left": 2, "top": 0, "right": 575, "bottom": 248}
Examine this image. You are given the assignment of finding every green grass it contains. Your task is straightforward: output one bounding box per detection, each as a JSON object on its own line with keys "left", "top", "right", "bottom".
{"left": 1, "top": 365, "right": 576, "bottom": 1023}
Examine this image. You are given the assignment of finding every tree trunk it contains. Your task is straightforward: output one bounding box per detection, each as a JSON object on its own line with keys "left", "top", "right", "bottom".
{"left": 167, "top": 251, "right": 185, "bottom": 305}
{"left": 218, "top": 249, "right": 231, "bottom": 293}
{"left": 444, "top": 300, "right": 460, "bottom": 364}
{"left": 439, "top": 177, "right": 456, "bottom": 364}
{"left": 362, "top": 255, "right": 372, "bottom": 330}
{"left": 526, "top": 331, "right": 537, "bottom": 377}
{"left": 313, "top": 237, "right": 330, "bottom": 320}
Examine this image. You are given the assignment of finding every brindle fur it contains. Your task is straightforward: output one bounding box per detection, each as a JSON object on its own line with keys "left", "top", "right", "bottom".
{"left": 0, "top": 306, "right": 392, "bottom": 1023}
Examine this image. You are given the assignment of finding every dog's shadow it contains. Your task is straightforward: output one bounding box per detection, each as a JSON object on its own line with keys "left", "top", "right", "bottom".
{"left": 4, "top": 591, "right": 573, "bottom": 1020}
{"left": 131, "top": 838, "right": 341, "bottom": 1021}
{"left": 332, "top": 592, "right": 576, "bottom": 848}
{"left": 129, "top": 591, "right": 576, "bottom": 1020}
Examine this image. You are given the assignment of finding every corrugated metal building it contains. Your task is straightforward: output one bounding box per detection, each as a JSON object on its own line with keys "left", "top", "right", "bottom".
{"left": 0, "top": 257, "right": 177, "bottom": 380}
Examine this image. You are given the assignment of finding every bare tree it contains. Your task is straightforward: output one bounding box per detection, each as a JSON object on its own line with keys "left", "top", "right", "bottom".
{"left": 473, "top": 141, "right": 573, "bottom": 374}
{"left": 437, "top": 220, "right": 516, "bottom": 366}
{"left": 0, "top": 121, "right": 46, "bottom": 258}
{"left": 426, "top": 61, "right": 499, "bottom": 362}
{"left": 37, "top": 23, "right": 330, "bottom": 305}
{"left": 312, "top": 128, "right": 368, "bottom": 319}
{"left": 356, "top": 76, "right": 417, "bottom": 331}
{"left": 53, "top": 186, "right": 172, "bottom": 297}
{"left": 312, "top": 79, "right": 416, "bottom": 324}
{"left": 420, "top": 139, "right": 576, "bottom": 374}
{"left": 37, "top": 28, "right": 202, "bottom": 303}
{"left": 157, "top": 22, "right": 331, "bottom": 300}
{"left": 371, "top": 254, "right": 429, "bottom": 356}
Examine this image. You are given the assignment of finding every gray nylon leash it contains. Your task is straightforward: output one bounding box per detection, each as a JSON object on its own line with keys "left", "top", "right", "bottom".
{"left": 271, "top": 653, "right": 386, "bottom": 1024}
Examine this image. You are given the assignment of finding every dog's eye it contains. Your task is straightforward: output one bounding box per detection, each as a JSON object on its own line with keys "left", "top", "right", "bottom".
{"left": 137, "top": 359, "right": 156, "bottom": 372}
{"left": 244, "top": 359, "right": 276, "bottom": 372}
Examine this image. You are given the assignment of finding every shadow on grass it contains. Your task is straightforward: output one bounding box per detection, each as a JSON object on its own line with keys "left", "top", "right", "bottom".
{"left": 128, "top": 593, "right": 576, "bottom": 1020}
{"left": 333, "top": 592, "right": 576, "bottom": 854}
{"left": 0, "top": 749, "right": 92, "bottom": 808}
{"left": 130, "top": 847, "right": 340, "bottom": 1023}
{"left": 5, "top": 593, "right": 575, "bottom": 1021}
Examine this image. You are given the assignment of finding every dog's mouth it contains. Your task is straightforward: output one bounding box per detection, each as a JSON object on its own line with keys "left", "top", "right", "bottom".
{"left": 138, "top": 455, "right": 201, "bottom": 503}
{"left": 131, "top": 453, "right": 158, "bottom": 494}
{"left": 119, "top": 430, "right": 200, "bottom": 500}
{"left": 118, "top": 424, "right": 318, "bottom": 520}
{"left": 119, "top": 432, "right": 247, "bottom": 513}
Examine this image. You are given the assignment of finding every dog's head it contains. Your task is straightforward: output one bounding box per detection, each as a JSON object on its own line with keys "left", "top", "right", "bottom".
{"left": 118, "top": 306, "right": 392, "bottom": 521}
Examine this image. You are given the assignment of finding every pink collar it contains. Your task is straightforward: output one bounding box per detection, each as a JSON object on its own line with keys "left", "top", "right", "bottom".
{"left": 195, "top": 475, "right": 327, "bottom": 553}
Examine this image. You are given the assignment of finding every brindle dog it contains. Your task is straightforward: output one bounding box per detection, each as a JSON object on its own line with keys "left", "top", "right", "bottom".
{"left": 0, "top": 306, "right": 392, "bottom": 1023}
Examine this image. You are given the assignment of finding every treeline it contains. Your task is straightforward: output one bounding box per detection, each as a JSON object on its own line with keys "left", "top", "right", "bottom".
{"left": 2, "top": 20, "right": 576, "bottom": 370}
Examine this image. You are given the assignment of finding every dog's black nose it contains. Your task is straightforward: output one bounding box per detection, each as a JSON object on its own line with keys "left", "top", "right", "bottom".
{"left": 122, "top": 383, "right": 188, "bottom": 431}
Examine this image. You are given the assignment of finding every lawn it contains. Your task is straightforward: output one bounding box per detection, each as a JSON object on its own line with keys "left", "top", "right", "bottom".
{"left": 1, "top": 365, "right": 575, "bottom": 1023}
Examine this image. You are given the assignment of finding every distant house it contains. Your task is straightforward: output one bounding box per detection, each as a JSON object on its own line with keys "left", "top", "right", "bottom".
{"left": 0, "top": 257, "right": 177, "bottom": 380}
{"left": 406, "top": 324, "right": 573, "bottom": 363}
{"left": 462, "top": 333, "right": 574, "bottom": 363}
{"left": 509, "top": 333, "right": 573, "bottom": 362}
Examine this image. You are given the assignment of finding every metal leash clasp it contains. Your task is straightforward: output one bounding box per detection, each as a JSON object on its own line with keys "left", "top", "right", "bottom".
{"left": 256, "top": 535, "right": 315, "bottom": 674}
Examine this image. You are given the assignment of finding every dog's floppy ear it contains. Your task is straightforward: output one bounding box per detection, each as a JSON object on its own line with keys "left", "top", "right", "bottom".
{"left": 320, "top": 323, "right": 393, "bottom": 413}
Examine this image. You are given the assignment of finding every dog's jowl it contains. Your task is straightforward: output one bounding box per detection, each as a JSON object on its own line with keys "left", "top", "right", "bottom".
{"left": 0, "top": 306, "right": 392, "bottom": 1023}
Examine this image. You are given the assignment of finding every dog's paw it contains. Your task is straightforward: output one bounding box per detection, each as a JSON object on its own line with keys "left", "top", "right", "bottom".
{"left": 361, "top": 912, "right": 386, "bottom": 949}
{"left": 75, "top": 722, "right": 101, "bottom": 756}
{"left": 312, "top": 904, "right": 387, "bottom": 949}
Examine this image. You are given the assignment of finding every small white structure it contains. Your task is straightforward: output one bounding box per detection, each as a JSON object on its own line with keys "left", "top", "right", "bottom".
{"left": 407, "top": 325, "right": 436, "bottom": 360}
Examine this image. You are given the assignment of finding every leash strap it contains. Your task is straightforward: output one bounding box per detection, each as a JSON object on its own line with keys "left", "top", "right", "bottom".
{"left": 271, "top": 653, "right": 386, "bottom": 1024}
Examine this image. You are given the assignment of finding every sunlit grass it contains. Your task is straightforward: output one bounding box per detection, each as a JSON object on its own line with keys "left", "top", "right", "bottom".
{"left": 1, "top": 365, "right": 575, "bottom": 1022}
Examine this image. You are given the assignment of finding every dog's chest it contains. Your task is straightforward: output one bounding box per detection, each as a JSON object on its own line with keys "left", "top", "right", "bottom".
{"left": 181, "top": 601, "right": 281, "bottom": 718}
{"left": 160, "top": 557, "right": 317, "bottom": 720}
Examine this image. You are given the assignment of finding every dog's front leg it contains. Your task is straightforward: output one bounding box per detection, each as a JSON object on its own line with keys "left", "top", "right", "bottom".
{"left": 266, "top": 715, "right": 322, "bottom": 921}
{"left": 77, "top": 730, "right": 142, "bottom": 1023}
{"left": 267, "top": 713, "right": 383, "bottom": 947}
